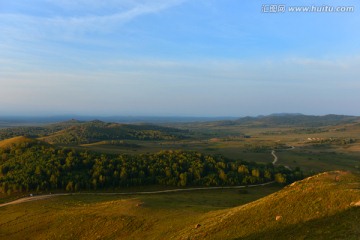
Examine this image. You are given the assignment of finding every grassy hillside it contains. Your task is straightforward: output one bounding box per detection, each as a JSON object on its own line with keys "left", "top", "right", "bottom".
{"left": 175, "top": 171, "right": 360, "bottom": 240}
{"left": 0, "top": 136, "right": 39, "bottom": 149}
{"left": 0, "top": 186, "right": 282, "bottom": 240}
{"left": 0, "top": 171, "right": 359, "bottom": 239}
{"left": 0, "top": 120, "right": 188, "bottom": 144}
{"left": 40, "top": 120, "right": 187, "bottom": 144}
{"left": 0, "top": 119, "right": 83, "bottom": 140}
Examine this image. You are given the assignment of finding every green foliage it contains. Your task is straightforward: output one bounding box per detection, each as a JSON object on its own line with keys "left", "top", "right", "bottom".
{"left": 0, "top": 142, "right": 302, "bottom": 194}
{"left": 0, "top": 120, "right": 189, "bottom": 144}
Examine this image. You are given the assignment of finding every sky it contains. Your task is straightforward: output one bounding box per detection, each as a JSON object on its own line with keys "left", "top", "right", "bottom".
{"left": 0, "top": 0, "right": 359, "bottom": 117}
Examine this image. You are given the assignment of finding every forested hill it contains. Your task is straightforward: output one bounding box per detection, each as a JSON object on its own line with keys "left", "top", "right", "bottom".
{"left": 0, "top": 120, "right": 188, "bottom": 144}
{"left": 0, "top": 137, "right": 302, "bottom": 194}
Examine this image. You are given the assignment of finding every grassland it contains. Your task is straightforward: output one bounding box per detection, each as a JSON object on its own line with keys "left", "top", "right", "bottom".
{"left": 1, "top": 115, "right": 360, "bottom": 239}
{"left": 2, "top": 116, "right": 359, "bottom": 174}
{"left": 174, "top": 171, "right": 360, "bottom": 240}
{"left": 65, "top": 120, "right": 360, "bottom": 174}
{"left": 1, "top": 171, "right": 359, "bottom": 239}
{"left": 0, "top": 185, "right": 282, "bottom": 240}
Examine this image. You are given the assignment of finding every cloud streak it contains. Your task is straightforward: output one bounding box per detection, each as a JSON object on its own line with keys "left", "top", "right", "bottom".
{"left": 0, "top": 0, "right": 186, "bottom": 39}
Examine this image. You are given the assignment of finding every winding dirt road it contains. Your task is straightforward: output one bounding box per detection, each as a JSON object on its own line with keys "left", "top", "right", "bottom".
{"left": 271, "top": 146, "right": 294, "bottom": 170}
{"left": 271, "top": 150, "right": 278, "bottom": 165}
{"left": 1, "top": 146, "right": 297, "bottom": 208}
{"left": 0, "top": 182, "right": 275, "bottom": 208}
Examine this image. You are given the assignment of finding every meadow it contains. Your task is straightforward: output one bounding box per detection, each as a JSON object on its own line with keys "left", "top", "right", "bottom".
{"left": 0, "top": 185, "right": 282, "bottom": 240}
{"left": 1, "top": 172, "right": 359, "bottom": 240}
{"left": 0, "top": 115, "right": 360, "bottom": 239}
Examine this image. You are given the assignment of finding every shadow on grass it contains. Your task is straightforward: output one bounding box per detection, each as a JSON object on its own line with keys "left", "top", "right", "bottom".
{"left": 238, "top": 207, "right": 360, "bottom": 240}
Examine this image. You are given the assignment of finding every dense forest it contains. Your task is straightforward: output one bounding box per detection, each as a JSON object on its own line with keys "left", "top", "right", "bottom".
{"left": 0, "top": 140, "right": 303, "bottom": 194}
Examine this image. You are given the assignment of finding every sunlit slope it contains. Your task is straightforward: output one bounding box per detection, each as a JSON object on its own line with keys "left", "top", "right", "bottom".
{"left": 174, "top": 171, "right": 360, "bottom": 240}
{"left": 0, "top": 136, "right": 37, "bottom": 149}
{"left": 0, "top": 187, "right": 281, "bottom": 240}
{"left": 0, "top": 171, "right": 359, "bottom": 240}
{"left": 0, "top": 197, "right": 159, "bottom": 240}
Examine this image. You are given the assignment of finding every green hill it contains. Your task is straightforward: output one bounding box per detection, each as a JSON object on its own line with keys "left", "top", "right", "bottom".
{"left": 175, "top": 171, "right": 360, "bottom": 240}
{"left": 0, "top": 171, "right": 359, "bottom": 239}
{"left": 0, "top": 136, "right": 39, "bottom": 149}
{"left": 0, "top": 120, "right": 188, "bottom": 144}
{"left": 40, "top": 120, "right": 187, "bottom": 144}
{"left": 0, "top": 119, "right": 84, "bottom": 140}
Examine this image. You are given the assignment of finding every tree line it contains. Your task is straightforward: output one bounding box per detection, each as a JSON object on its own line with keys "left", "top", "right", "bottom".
{"left": 0, "top": 141, "right": 303, "bottom": 194}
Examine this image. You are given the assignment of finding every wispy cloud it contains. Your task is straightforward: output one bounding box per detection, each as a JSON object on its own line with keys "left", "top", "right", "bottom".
{"left": 0, "top": 0, "right": 186, "bottom": 39}
{"left": 50, "top": 0, "right": 186, "bottom": 31}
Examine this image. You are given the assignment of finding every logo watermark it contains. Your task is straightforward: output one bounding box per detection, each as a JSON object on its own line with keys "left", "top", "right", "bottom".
{"left": 261, "top": 4, "right": 355, "bottom": 13}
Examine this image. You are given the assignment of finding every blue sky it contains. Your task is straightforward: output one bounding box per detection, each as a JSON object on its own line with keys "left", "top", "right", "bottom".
{"left": 0, "top": 0, "right": 359, "bottom": 116}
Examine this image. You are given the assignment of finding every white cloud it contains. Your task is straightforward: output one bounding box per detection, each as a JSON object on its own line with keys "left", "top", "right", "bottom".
{"left": 0, "top": 0, "right": 186, "bottom": 39}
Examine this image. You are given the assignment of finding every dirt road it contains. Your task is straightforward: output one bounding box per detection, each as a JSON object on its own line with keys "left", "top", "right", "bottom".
{"left": 271, "top": 147, "right": 294, "bottom": 170}
{"left": 271, "top": 150, "right": 278, "bottom": 164}
{"left": 0, "top": 182, "right": 274, "bottom": 208}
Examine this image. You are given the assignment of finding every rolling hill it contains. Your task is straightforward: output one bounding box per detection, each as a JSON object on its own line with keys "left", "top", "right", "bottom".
{"left": 0, "top": 136, "right": 40, "bottom": 149}
{"left": 175, "top": 171, "right": 360, "bottom": 240}
{"left": 0, "top": 119, "right": 84, "bottom": 140}
{"left": 0, "top": 120, "right": 189, "bottom": 144}
{"left": 0, "top": 171, "right": 359, "bottom": 239}
{"left": 40, "top": 120, "right": 188, "bottom": 144}
{"left": 229, "top": 114, "right": 360, "bottom": 127}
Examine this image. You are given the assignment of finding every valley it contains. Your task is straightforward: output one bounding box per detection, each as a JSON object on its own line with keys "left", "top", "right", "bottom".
{"left": 0, "top": 114, "right": 359, "bottom": 239}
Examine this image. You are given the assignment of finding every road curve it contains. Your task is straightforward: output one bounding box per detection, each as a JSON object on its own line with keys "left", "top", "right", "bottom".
{"left": 271, "top": 146, "right": 294, "bottom": 170}
{"left": 0, "top": 182, "right": 275, "bottom": 208}
{"left": 1, "top": 146, "right": 295, "bottom": 208}
{"left": 271, "top": 150, "right": 278, "bottom": 164}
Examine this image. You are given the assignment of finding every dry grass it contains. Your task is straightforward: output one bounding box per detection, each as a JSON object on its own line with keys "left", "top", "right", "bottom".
{"left": 0, "top": 136, "right": 35, "bottom": 149}
{"left": 1, "top": 172, "right": 359, "bottom": 239}
{"left": 173, "top": 171, "right": 360, "bottom": 240}
{"left": 0, "top": 186, "right": 281, "bottom": 240}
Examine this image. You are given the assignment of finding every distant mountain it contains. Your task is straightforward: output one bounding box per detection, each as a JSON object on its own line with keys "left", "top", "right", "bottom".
{"left": 41, "top": 120, "right": 189, "bottom": 144}
{"left": 0, "top": 115, "right": 238, "bottom": 125}
{"left": 40, "top": 121, "right": 188, "bottom": 144}
{"left": 0, "top": 120, "right": 189, "bottom": 144}
{"left": 0, "top": 120, "right": 85, "bottom": 140}
{"left": 267, "top": 113, "right": 304, "bottom": 117}
{"left": 216, "top": 114, "right": 360, "bottom": 127}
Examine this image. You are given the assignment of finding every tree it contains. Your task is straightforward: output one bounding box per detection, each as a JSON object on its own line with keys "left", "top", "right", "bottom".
{"left": 219, "top": 169, "right": 227, "bottom": 184}
{"left": 66, "top": 181, "right": 74, "bottom": 191}
{"left": 264, "top": 169, "right": 272, "bottom": 180}
{"left": 179, "top": 173, "right": 187, "bottom": 186}
{"left": 251, "top": 169, "right": 260, "bottom": 178}
{"left": 238, "top": 165, "right": 249, "bottom": 175}
{"left": 50, "top": 174, "right": 58, "bottom": 188}
{"left": 275, "top": 173, "right": 286, "bottom": 184}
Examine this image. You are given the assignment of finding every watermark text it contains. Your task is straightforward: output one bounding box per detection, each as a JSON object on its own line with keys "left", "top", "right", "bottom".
{"left": 261, "top": 5, "right": 355, "bottom": 13}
